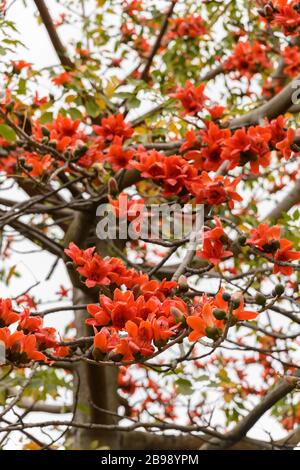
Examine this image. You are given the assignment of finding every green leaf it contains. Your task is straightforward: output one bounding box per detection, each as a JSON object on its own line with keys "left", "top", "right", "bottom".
{"left": 174, "top": 378, "right": 193, "bottom": 395}
{"left": 0, "top": 124, "right": 17, "bottom": 142}
{"left": 85, "top": 97, "right": 101, "bottom": 117}
{"left": 68, "top": 108, "right": 83, "bottom": 120}
{"left": 17, "top": 78, "right": 26, "bottom": 95}
{"left": 39, "top": 112, "right": 53, "bottom": 124}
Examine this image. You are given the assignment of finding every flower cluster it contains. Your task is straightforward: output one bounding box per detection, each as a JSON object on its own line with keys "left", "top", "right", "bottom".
{"left": 0, "top": 301, "right": 58, "bottom": 365}
{"left": 66, "top": 243, "right": 257, "bottom": 362}
{"left": 169, "top": 81, "right": 207, "bottom": 115}
{"left": 247, "top": 223, "right": 300, "bottom": 275}
{"left": 33, "top": 114, "right": 86, "bottom": 152}
{"left": 221, "top": 117, "right": 296, "bottom": 174}
{"left": 282, "top": 45, "right": 300, "bottom": 77}
{"left": 132, "top": 149, "right": 198, "bottom": 196}
{"left": 186, "top": 172, "right": 242, "bottom": 209}
{"left": 223, "top": 40, "right": 271, "bottom": 79}
{"left": 187, "top": 289, "right": 257, "bottom": 342}
{"left": 181, "top": 123, "right": 231, "bottom": 172}
{"left": 167, "top": 15, "right": 207, "bottom": 40}
{"left": 197, "top": 218, "right": 233, "bottom": 265}
{"left": 258, "top": 0, "right": 300, "bottom": 36}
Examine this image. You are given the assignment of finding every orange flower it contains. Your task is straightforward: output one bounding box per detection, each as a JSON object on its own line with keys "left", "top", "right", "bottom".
{"left": 0, "top": 298, "right": 19, "bottom": 327}
{"left": 223, "top": 40, "right": 271, "bottom": 78}
{"left": 170, "top": 81, "right": 207, "bottom": 115}
{"left": 214, "top": 289, "right": 257, "bottom": 321}
{"left": 93, "top": 114, "right": 133, "bottom": 142}
{"left": 125, "top": 320, "right": 154, "bottom": 357}
{"left": 11, "top": 60, "right": 31, "bottom": 72}
{"left": 187, "top": 172, "right": 242, "bottom": 208}
{"left": 282, "top": 45, "right": 300, "bottom": 77}
{"left": 18, "top": 308, "right": 42, "bottom": 333}
{"left": 104, "top": 136, "right": 135, "bottom": 170}
{"left": 151, "top": 316, "right": 176, "bottom": 346}
{"left": 247, "top": 223, "right": 281, "bottom": 252}
{"left": 187, "top": 298, "right": 225, "bottom": 341}
{"left": 51, "top": 71, "right": 72, "bottom": 86}
{"left": 0, "top": 328, "right": 47, "bottom": 363}
{"left": 273, "top": 239, "right": 300, "bottom": 275}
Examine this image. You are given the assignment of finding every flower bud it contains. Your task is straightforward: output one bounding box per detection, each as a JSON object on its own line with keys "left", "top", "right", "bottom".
{"left": 213, "top": 308, "right": 227, "bottom": 320}
{"left": 108, "top": 177, "right": 119, "bottom": 196}
{"left": 255, "top": 293, "right": 266, "bottom": 306}
{"left": 222, "top": 292, "right": 231, "bottom": 302}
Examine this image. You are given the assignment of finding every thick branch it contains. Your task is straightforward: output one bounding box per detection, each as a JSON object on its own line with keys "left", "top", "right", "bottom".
{"left": 230, "top": 73, "right": 300, "bottom": 129}
{"left": 33, "top": 0, "right": 73, "bottom": 68}
{"left": 140, "top": 0, "right": 176, "bottom": 80}
{"left": 201, "top": 371, "right": 300, "bottom": 450}
{"left": 264, "top": 177, "right": 300, "bottom": 221}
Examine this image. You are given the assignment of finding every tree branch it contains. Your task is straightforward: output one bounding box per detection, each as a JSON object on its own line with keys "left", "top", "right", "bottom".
{"left": 33, "top": 0, "right": 73, "bottom": 68}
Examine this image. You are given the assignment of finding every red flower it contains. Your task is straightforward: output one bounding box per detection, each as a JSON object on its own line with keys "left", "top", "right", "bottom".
{"left": 276, "top": 128, "right": 296, "bottom": 160}
{"left": 93, "top": 327, "right": 110, "bottom": 354}
{"left": 16, "top": 294, "right": 37, "bottom": 310}
{"left": 33, "top": 114, "right": 85, "bottom": 152}
{"left": 11, "top": 60, "right": 31, "bottom": 72}
{"left": 187, "top": 302, "right": 220, "bottom": 341}
{"left": 273, "top": 239, "right": 300, "bottom": 275}
{"left": 125, "top": 320, "right": 154, "bottom": 357}
{"left": 194, "top": 123, "right": 231, "bottom": 171}
{"left": 197, "top": 218, "right": 233, "bottom": 265}
{"left": 18, "top": 309, "right": 42, "bottom": 333}
{"left": 214, "top": 289, "right": 257, "bottom": 321}
{"left": 247, "top": 223, "right": 281, "bottom": 252}
{"left": 224, "top": 40, "right": 271, "bottom": 78}
{"left": 104, "top": 136, "right": 135, "bottom": 170}
{"left": 93, "top": 114, "right": 133, "bottom": 142}
{"left": 187, "top": 172, "right": 242, "bottom": 208}
{"left": 87, "top": 289, "right": 138, "bottom": 329}
{"left": 168, "top": 15, "right": 207, "bottom": 39}
{"left": 162, "top": 155, "right": 197, "bottom": 196}
{"left": 282, "top": 45, "right": 300, "bottom": 77}
{"left": 133, "top": 149, "right": 197, "bottom": 195}
{"left": 262, "top": 78, "right": 283, "bottom": 99}
{"left": 87, "top": 299, "right": 111, "bottom": 327}
{"left": 221, "top": 126, "right": 271, "bottom": 174}
{"left": 77, "top": 255, "right": 112, "bottom": 288}
{"left": 0, "top": 328, "right": 47, "bottom": 363}
{"left": 207, "top": 106, "right": 225, "bottom": 120}
{"left": 272, "top": 2, "right": 300, "bottom": 36}
{"left": 180, "top": 129, "right": 198, "bottom": 152}
{"left": 197, "top": 238, "right": 232, "bottom": 266}
{"left": 35, "top": 327, "right": 57, "bottom": 350}
{"left": 0, "top": 298, "right": 19, "bottom": 327}
{"left": 140, "top": 279, "right": 177, "bottom": 301}
{"left": 64, "top": 242, "right": 95, "bottom": 265}
{"left": 22, "top": 152, "right": 53, "bottom": 177}
{"left": 52, "top": 71, "right": 72, "bottom": 86}
{"left": 170, "top": 81, "right": 207, "bottom": 115}
{"left": 124, "top": 0, "right": 143, "bottom": 16}
{"left": 32, "top": 92, "right": 48, "bottom": 107}
{"left": 151, "top": 316, "right": 176, "bottom": 346}
{"left": 133, "top": 148, "right": 167, "bottom": 180}
{"left": 109, "top": 193, "right": 145, "bottom": 222}
{"left": 56, "top": 285, "right": 69, "bottom": 298}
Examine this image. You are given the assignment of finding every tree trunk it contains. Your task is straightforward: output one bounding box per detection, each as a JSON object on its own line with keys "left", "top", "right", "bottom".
{"left": 72, "top": 288, "right": 120, "bottom": 450}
